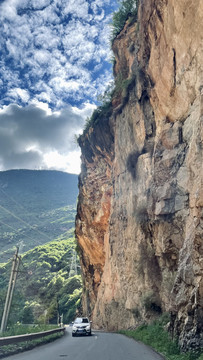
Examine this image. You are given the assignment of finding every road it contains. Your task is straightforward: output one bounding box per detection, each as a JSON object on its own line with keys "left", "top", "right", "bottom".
{"left": 4, "top": 327, "right": 165, "bottom": 360}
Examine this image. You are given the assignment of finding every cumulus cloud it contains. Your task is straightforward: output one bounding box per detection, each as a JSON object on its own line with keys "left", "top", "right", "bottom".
{"left": 7, "top": 88, "right": 30, "bottom": 103}
{"left": 0, "top": 0, "right": 118, "bottom": 173}
{"left": 63, "top": 0, "right": 89, "bottom": 20}
{"left": 0, "top": 0, "right": 117, "bottom": 108}
{"left": 0, "top": 102, "right": 94, "bottom": 173}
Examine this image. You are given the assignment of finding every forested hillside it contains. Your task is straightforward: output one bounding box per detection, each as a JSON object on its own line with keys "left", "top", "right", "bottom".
{"left": 0, "top": 170, "right": 78, "bottom": 262}
{"left": 0, "top": 170, "right": 82, "bottom": 325}
{"left": 0, "top": 235, "right": 82, "bottom": 325}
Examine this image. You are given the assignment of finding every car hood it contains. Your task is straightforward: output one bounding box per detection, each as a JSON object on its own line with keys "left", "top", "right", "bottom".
{"left": 73, "top": 323, "right": 89, "bottom": 328}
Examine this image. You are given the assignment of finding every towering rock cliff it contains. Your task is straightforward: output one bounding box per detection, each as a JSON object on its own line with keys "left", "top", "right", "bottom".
{"left": 76, "top": 0, "right": 203, "bottom": 350}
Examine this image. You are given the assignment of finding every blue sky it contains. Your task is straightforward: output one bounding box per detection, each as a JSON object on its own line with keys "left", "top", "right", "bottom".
{"left": 0, "top": 0, "right": 118, "bottom": 174}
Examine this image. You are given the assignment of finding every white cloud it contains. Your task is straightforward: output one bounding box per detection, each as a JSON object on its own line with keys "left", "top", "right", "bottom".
{"left": 65, "top": 151, "right": 81, "bottom": 174}
{"left": 31, "top": 0, "right": 51, "bottom": 9}
{"left": 30, "top": 101, "right": 52, "bottom": 114}
{"left": 43, "top": 149, "right": 81, "bottom": 174}
{"left": 0, "top": 0, "right": 115, "bottom": 108}
{"left": 0, "top": 0, "right": 18, "bottom": 20}
{"left": 34, "top": 49, "right": 50, "bottom": 62}
{"left": 7, "top": 88, "right": 30, "bottom": 102}
{"left": 35, "top": 92, "right": 51, "bottom": 103}
{"left": 72, "top": 102, "right": 97, "bottom": 119}
{"left": 6, "top": 39, "right": 17, "bottom": 57}
{"left": 0, "top": 0, "right": 119, "bottom": 173}
{"left": 0, "top": 102, "right": 95, "bottom": 173}
{"left": 33, "top": 27, "right": 59, "bottom": 50}
{"left": 63, "top": 0, "right": 89, "bottom": 20}
{"left": 49, "top": 77, "right": 81, "bottom": 93}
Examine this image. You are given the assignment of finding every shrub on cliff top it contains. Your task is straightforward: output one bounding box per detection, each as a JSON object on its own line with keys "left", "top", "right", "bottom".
{"left": 80, "top": 73, "right": 136, "bottom": 138}
{"left": 83, "top": 93, "right": 113, "bottom": 134}
{"left": 85, "top": 101, "right": 112, "bottom": 131}
{"left": 111, "top": 0, "right": 139, "bottom": 42}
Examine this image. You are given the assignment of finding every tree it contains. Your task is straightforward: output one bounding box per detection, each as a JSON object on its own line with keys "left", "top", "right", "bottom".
{"left": 21, "top": 305, "right": 34, "bottom": 324}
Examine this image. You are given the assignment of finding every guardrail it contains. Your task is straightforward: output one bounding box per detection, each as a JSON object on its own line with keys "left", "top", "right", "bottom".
{"left": 0, "top": 327, "right": 65, "bottom": 346}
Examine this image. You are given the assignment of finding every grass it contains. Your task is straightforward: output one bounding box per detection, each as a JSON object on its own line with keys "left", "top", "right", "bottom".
{"left": 119, "top": 315, "right": 203, "bottom": 360}
{"left": 0, "top": 331, "right": 64, "bottom": 359}
{"left": 2, "top": 324, "right": 58, "bottom": 337}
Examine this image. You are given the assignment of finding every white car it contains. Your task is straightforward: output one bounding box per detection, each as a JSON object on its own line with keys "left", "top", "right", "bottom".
{"left": 72, "top": 317, "right": 92, "bottom": 337}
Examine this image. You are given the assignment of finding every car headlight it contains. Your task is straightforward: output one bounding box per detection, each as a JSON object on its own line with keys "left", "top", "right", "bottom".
{"left": 73, "top": 325, "right": 77, "bottom": 330}
{"left": 86, "top": 325, "right": 90, "bottom": 330}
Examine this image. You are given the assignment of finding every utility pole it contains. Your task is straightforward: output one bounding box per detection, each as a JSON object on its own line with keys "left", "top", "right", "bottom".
{"left": 0, "top": 247, "right": 21, "bottom": 334}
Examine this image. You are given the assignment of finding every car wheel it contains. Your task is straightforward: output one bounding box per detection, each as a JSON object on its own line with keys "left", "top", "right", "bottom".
{"left": 72, "top": 333, "right": 75, "bottom": 337}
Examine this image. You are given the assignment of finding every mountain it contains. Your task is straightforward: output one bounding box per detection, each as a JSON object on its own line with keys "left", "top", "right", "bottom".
{"left": 0, "top": 170, "right": 78, "bottom": 262}
{"left": 75, "top": 0, "right": 203, "bottom": 352}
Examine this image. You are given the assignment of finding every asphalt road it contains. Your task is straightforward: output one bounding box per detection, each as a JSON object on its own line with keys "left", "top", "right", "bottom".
{"left": 4, "top": 327, "right": 164, "bottom": 360}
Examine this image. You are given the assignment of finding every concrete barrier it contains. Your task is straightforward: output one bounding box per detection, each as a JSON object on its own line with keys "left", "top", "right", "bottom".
{"left": 0, "top": 327, "right": 65, "bottom": 345}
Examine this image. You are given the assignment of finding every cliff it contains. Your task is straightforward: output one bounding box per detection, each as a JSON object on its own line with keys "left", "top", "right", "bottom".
{"left": 75, "top": 0, "right": 203, "bottom": 350}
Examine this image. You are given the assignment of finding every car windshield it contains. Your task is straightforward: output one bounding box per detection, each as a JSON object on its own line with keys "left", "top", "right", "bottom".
{"left": 74, "top": 317, "right": 89, "bottom": 324}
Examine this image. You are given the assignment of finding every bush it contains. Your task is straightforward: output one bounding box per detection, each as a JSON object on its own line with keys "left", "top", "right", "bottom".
{"left": 119, "top": 314, "right": 203, "bottom": 360}
{"left": 83, "top": 100, "right": 112, "bottom": 133}
{"left": 111, "top": 0, "right": 138, "bottom": 42}
{"left": 113, "top": 73, "right": 135, "bottom": 97}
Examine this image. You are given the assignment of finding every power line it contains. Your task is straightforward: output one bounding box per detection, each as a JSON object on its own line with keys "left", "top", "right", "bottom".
{"left": 0, "top": 186, "right": 75, "bottom": 247}
{"left": 0, "top": 186, "right": 26, "bottom": 211}
{"left": 0, "top": 219, "right": 46, "bottom": 248}
{"left": 0, "top": 219, "right": 20, "bottom": 233}
{"left": 0, "top": 204, "right": 52, "bottom": 242}
{"left": 0, "top": 186, "right": 50, "bottom": 228}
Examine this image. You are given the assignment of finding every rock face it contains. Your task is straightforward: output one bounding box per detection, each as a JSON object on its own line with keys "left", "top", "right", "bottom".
{"left": 75, "top": 0, "right": 203, "bottom": 350}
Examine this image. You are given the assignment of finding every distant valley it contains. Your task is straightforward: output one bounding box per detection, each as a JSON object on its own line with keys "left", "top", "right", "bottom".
{"left": 0, "top": 169, "right": 78, "bottom": 262}
{"left": 0, "top": 169, "right": 81, "bottom": 326}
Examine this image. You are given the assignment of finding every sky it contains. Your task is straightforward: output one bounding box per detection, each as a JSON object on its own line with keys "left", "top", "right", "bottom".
{"left": 0, "top": 0, "right": 118, "bottom": 174}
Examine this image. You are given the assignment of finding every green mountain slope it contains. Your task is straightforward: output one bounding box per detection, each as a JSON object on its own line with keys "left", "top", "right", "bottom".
{"left": 0, "top": 170, "right": 78, "bottom": 262}
{"left": 0, "top": 235, "right": 82, "bottom": 325}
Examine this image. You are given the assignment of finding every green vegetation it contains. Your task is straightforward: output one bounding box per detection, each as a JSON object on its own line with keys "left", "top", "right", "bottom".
{"left": 0, "top": 170, "right": 78, "bottom": 262}
{"left": 113, "top": 73, "right": 136, "bottom": 100}
{"left": 82, "top": 73, "right": 135, "bottom": 135}
{"left": 0, "top": 329, "right": 64, "bottom": 359}
{"left": 119, "top": 314, "right": 203, "bottom": 360}
{"left": 0, "top": 170, "right": 80, "bottom": 355}
{"left": 0, "top": 236, "right": 82, "bottom": 327}
{"left": 84, "top": 99, "right": 113, "bottom": 133}
{"left": 111, "top": 0, "right": 138, "bottom": 42}
{"left": 2, "top": 324, "right": 58, "bottom": 337}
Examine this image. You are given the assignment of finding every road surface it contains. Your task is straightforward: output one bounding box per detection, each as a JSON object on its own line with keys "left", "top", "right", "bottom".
{"left": 4, "top": 327, "right": 165, "bottom": 360}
